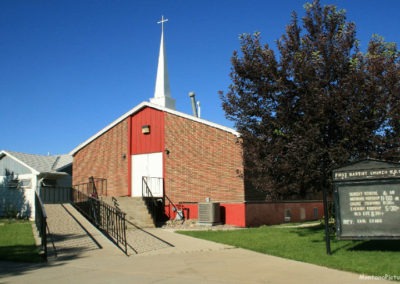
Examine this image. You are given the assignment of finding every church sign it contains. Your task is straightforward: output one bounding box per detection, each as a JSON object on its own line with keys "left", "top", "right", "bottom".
{"left": 333, "top": 159, "right": 400, "bottom": 240}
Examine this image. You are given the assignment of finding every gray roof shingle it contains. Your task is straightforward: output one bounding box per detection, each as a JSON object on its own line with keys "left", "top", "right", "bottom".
{"left": 3, "top": 150, "right": 72, "bottom": 173}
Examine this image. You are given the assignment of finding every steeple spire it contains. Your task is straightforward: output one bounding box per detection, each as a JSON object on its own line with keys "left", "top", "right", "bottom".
{"left": 150, "top": 15, "right": 176, "bottom": 110}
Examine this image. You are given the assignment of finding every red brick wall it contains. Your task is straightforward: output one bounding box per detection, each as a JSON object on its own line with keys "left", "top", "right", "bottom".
{"left": 164, "top": 112, "right": 245, "bottom": 204}
{"left": 73, "top": 118, "right": 129, "bottom": 197}
{"left": 245, "top": 201, "right": 324, "bottom": 227}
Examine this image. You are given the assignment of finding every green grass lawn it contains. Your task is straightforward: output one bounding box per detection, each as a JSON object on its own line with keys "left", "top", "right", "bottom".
{"left": 178, "top": 224, "right": 400, "bottom": 276}
{"left": 0, "top": 219, "right": 42, "bottom": 262}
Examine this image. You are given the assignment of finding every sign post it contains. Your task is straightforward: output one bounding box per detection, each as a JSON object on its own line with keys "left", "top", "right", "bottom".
{"left": 322, "top": 184, "right": 331, "bottom": 254}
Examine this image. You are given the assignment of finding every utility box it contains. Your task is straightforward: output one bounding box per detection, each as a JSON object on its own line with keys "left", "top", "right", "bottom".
{"left": 198, "top": 202, "right": 221, "bottom": 225}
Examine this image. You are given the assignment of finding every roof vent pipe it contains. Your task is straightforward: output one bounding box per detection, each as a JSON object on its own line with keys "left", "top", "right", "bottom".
{"left": 189, "top": 92, "right": 198, "bottom": 117}
{"left": 197, "top": 101, "right": 201, "bottom": 118}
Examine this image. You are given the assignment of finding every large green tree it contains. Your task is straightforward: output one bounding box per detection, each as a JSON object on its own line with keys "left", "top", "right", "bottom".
{"left": 220, "top": 0, "right": 400, "bottom": 200}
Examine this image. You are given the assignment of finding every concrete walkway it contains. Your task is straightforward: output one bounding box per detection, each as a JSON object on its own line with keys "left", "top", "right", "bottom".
{"left": 44, "top": 204, "right": 172, "bottom": 258}
{"left": 0, "top": 204, "right": 393, "bottom": 283}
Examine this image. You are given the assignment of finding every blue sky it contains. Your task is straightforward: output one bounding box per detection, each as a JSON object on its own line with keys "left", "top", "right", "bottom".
{"left": 1, "top": 0, "right": 399, "bottom": 155}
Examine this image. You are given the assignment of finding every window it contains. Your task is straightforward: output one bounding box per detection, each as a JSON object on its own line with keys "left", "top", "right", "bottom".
{"left": 313, "top": 208, "right": 319, "bottom": 219}
{"left": 300, "top": 208, "right": 306, "bottom": 220}
{"left": 6, "top": 179, "right": 19, "bottom": 188}
{"left": 41, "top": 179, "right": 56, "bottom": 187}
{"left": 20, "top": 179, "right": 32, "bottom": 188}
{"left": 284, "top": 209, "right": 291, "bottom": 222}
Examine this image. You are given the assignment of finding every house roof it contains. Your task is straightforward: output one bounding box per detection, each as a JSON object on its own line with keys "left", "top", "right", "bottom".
{"left": 69, "top": 101, "right": 240, "bottom": 156}
{"left": 0, "top": 150, "right": 72, "bottom": 175}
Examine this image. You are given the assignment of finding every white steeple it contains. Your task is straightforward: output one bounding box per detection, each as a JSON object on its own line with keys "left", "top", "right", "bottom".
{"left": 150, "top": 15, "right": 176, "bottom": 110}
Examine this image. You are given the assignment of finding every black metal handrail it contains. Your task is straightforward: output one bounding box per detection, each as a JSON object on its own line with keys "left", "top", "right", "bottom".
{"left": 141, "top": 177, "right": 185, "bottom": 224}
{"left": 165, "top": 194, "right": 185, "bottom": 222}
{"left": 142, "top": 177, "right": 159, "bottom": 223}
{"left": 142, "top": 177, "right": 158, "bottom": 203}
{"left": 73, "top": 177, "right": 107, "bottom": 197}
{"left": 71, "top": 188, "right": 127, "bottom": 255}
{"left": 34, "top": 191, "right": 48, "bottom": 261}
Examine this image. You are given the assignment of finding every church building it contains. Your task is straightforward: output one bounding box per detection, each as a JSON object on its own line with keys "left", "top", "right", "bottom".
{"left": 70, "top": 17, "right": 322, "bottom": 227}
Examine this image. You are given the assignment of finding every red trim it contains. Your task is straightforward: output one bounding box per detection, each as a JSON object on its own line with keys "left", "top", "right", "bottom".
{"left": 127, "top": 115, "right": 132, "bottom": 196}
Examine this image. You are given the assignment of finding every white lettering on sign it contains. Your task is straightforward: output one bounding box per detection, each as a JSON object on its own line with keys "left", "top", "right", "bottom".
{"left": 342, "top": 188, "right": 400, "bottom": 227}
{"left": 365, "top": 196, "right": 380, "bottom": 201}
{"left": 364, "top": 201, "right": 381, "bottom": 206}
{"left": 349, "top": 171, "right": 368, "bottom": 177}
{"left": 351, "top": 206, "right": 366, "bottom": 211}
{"left": 334, "top": 167, "right": 400, "bottom": 180}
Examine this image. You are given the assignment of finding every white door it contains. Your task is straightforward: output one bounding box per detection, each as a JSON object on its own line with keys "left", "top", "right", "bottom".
{"left": 131, "top": 152, "right": 163, "bottom": 197}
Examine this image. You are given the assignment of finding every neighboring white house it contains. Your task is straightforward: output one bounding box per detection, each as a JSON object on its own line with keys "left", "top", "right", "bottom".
{"left": 0, "top": 150, "right": 72, "bottom": 219}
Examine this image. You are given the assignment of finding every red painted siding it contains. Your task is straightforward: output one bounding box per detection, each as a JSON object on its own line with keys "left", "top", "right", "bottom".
{"left": 166, "top": 203, "right": 198, "bottom": 220}
{"left": 222, "top": 203, "right": 246, "bottom": 227}
{"left": 131, "top": 107, "right": 165, "bottom": 154}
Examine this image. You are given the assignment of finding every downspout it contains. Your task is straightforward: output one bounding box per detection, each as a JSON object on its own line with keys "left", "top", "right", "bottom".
{"left": 127, "top": 115, "right": 132, "bottom": 196}
{"left": 37, "top": 177, "right": 44, "bottom": 196}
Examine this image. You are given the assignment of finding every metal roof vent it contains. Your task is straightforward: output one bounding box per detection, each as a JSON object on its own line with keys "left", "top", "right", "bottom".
{"left": 189, "top": 92, "right": 201, "bottom": 118}
{"left": 198, "top": 202, "right": 221, "bottom": 225}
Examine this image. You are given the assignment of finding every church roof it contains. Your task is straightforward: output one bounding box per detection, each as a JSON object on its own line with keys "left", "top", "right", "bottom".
{"left": 69, "top": 101, "right": 240, "bottom": 156}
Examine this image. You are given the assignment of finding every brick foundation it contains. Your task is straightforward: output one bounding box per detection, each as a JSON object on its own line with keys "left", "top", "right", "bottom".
{"left": 245, "top": 201, "right": 324, "bottom": 227}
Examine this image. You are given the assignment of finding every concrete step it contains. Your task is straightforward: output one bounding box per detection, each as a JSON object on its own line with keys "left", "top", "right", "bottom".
{"left": 101, "top": 196, "right": 155, "bottom": 228}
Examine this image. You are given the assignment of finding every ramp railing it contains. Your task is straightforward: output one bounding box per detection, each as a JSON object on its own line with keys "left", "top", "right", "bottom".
{"left": 71, "top": 188, "right": 128, "bottom": 255}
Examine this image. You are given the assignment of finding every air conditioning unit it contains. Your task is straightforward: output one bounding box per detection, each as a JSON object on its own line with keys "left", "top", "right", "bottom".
{"left": 198, "top": 202, "right": 221, "bottom": 225}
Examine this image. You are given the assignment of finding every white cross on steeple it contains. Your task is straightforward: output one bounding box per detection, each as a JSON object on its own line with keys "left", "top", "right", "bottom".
{"left": 151, "top": 15, "right": 176, "bottom": 110}
{"left": 157, "top": 15, "right": 168, "bottom": 31}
